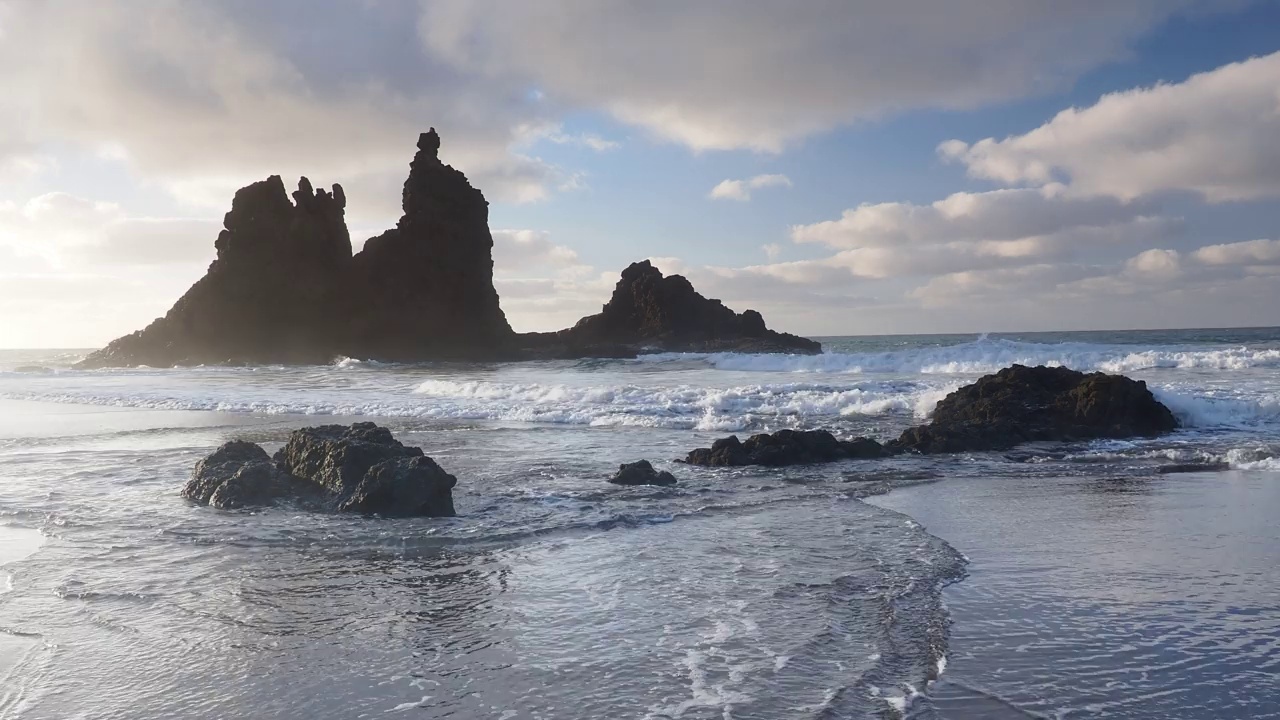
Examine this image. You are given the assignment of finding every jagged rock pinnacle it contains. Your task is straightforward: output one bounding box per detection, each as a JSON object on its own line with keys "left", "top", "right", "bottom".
{"left": 418, "top": 127, "right": 441, "bottom": 158}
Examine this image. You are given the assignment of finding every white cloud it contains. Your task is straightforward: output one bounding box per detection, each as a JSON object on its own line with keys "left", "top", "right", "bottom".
{"left": 421, "top": 1, "right": 1212, "bottom": 152}
{"left": 786, "top": 187, "right": 1178, "bottom": 280}
{"left": 1124, "top": 248, "right": 1182, "bottom": 279}
{"left": 941, "top": 51, "right": 1280, "bottom": 202}
{"left": 709, "top": 174, "right": 792, "bottom": 201}
{"left": 492, "top": 229, "right": 580, "bottom": 272}
{"left": 0, "top": 1, "right": 565, "bottom": 222}
{"left": 0, "top": 192, "right": 217, "bottom": 267}
{"left": 541, "top": 128, "right": 621, "bottom": 152}
{"left": 1191, "top": 238, "right": 1280, "bottom": 266}
{"left": 791, "top": 187, "right": 1155, "bottom": 249}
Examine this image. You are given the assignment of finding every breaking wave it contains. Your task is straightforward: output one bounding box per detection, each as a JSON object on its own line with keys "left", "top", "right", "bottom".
{"left": 642, "top": 337, "right": 1280, "bottom": 375}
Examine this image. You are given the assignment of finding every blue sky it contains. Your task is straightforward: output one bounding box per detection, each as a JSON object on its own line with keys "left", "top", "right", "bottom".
{"left": 2, "top": 1, "right": 1280, "bottom": 346}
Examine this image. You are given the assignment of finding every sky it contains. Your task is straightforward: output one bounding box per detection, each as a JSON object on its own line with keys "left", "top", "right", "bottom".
{"left": 2, "top": 1, "right": 1280, "bottom": 348}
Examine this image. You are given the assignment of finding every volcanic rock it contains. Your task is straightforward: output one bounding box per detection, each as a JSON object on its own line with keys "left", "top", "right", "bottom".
{"left": 82, "top": 175, "right": 352, "bottom": 368}
{"left": 184, "top": 423, "right": 457, "bottom": 517}
{"left": 684, "top": 429, "right": 886, "bottom": 467}
{"left": 889, "top": 364, "right": 1179, "bottom": 454}
{"left": 346, "top": 129, "right": 513, "bottom": 360}
{"left": 183, "top": 440, "right": 300, "bottom": 510}
{"left": 609, "top": 460, "right": 678, "bottom": 486}
{"left": 523, "top": 260, "right": 821, "bottom": 357}
{"left": 76, "top": 131, "right": 818, "bottom": 368}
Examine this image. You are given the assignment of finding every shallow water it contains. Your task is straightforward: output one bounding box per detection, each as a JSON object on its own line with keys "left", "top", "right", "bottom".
{"left": 1, "top": 329, "right": 1278, "bottom": 718}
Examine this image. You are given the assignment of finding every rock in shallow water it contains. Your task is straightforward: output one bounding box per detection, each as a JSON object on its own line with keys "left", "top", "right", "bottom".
{"left": 609, "top": 460, "right": 678, "bottom": 486}
{"left": 183, "top": 423, "right": 456, "bottom": 517}
{"left": 684, "top": 429, "right": 886, "bottom": 467}
{"left": 888, "top": 364, "right": 1178, "bottom": 454}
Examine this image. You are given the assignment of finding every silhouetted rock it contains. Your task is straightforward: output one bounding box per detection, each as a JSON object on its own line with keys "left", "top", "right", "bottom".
{"left": 609, "top": 460, "right": 678, "bottom": 486}
{"left": 81, "top": 175, "right": 352, "bottom": 368}
{"left": 888, "top": 365, "right": 1179, "bottom": 454}
{"left": 184, "top": 423, "right": 457, "bottom": 517}
{"left": 77, "top": 132, "right": 817, "bottom": 368}
{"left": 523, "top": 260, "right": 821, "bottom": 357}
{"left": 184, "top": 440, "right": 300, "bottom": 509}
{"left": 347, "top": 129, "right": 513, "bottom": 360}
{"left": 684, "top": 429, "right": 886, "bottom": 467}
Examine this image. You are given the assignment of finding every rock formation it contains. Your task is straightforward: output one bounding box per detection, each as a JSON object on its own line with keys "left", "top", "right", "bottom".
{"left": 184, "top": 440, "right": 304, "bottom": 509}
{"left": 609, "top": 460, "right": 678, "bottom": 486}
{"left": 183, "top": 422, "right": 457, "bottom": 517}
{"left": 83, "top": 175, "right": 352, "bottom": 367}
{"left": 684, "top": 429, "right": 886, "bottom": 467}
{"left": 346, "top": 130, "right": 513, "bottom": 360}
{"left": 77, "top": 131, "right": 820, "bottom": 368}
{"left": 523, "top": 260, "right": 821, "bottom": 357}
{"left": 888, "top": 364, "right": 1178, "bottom": 454}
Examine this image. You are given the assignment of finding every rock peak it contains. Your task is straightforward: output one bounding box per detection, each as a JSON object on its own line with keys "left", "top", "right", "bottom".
{"left": 418, "top": 127, "right": 441, "bottom": 158}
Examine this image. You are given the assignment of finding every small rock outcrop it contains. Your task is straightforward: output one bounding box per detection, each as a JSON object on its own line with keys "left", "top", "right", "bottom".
{"left": 183, "top": 440, "right": 302, "bottom": 509}
{"left": 609, "top": 460, "right": 678, "bottom": 486}
{"left": 684, "top": 429, "right": 886, "bottom": 467}
{"left": 888, "top": 364, "right": 1179, "bottom": 454}
{"left": 523, "top": 260, "right": 822, "bottom": 357}
{"left": 183, "top": 423, "right": 457, "bottom": 517}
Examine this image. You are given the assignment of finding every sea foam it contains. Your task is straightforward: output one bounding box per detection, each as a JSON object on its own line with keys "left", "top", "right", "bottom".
{"left": 641, "top": 338, "right": 1280, "bottom": 375}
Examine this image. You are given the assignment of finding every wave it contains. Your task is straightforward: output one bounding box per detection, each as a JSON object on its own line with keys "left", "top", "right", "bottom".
{"left": 1152, "top": 389, "right": 1280, "bottom": 428}
{"left": 640, "top": 337, "right": 1280, "bottom": 375}
{"left": 1, "top": 378, "right": 952, "bottom": 432}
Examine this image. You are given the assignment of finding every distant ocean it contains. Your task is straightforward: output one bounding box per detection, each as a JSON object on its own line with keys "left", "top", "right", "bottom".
{"left": 1, "top": 328, "right": 1278, "bottom": 719}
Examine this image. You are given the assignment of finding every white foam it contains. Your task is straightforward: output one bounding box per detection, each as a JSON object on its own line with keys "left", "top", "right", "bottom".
{"left": 640, "top": 337, "right": 1280, "bottom": 375}
{"left": 1226, "top": 447, "right": 1280, "bottom": 471}
{"left": 386, "top": 696, "right": 432, "bottom": 712}
{"left": 1152, "top": 389, "right": 1280, "bottom": 428}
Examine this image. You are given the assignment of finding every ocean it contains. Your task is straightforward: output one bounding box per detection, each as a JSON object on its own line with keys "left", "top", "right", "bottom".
{"left": 0, "top": 328, "right": 1277, "bottom": 719}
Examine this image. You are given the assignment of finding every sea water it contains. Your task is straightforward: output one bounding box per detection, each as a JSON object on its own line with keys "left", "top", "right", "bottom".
{"left": 0, "top": 328, "right": 1277, "bottom": 718}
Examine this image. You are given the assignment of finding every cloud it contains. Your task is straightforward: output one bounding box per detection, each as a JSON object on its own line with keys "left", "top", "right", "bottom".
{"left": 421, "top": 1, "right": 1212, "bottom": 152}
{"left": 709, "top": 174, "right": 792, "bottom": 201}
{"left": 791, "top": 187, "right": 1155, "bottom": 249}
{"left": 1191, "top": 238, "right": 1280, "bottom": 266}
{"left": 941, "top": 51, "right": 1280, "bottom": 202}
{"left": 1123, "top": 248, "right": 1182, "bottom": 279}
{"left": 0, "top": 1, "right": 565, "bottom": 222}
{"left": 540, "top": 127, "right": 621, "bottom": 152}
{"left": 787, "top": 186, "right": 1178, "bottom": 279}
{"left": 491, "top": 229, "right": 581, "bottom": 272}
{"left": 0, "top": 192, "right": 217, "bottom": 267}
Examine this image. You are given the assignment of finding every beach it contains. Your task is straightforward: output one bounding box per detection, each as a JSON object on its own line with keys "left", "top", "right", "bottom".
{"left": 2, "top": 329, "right": 1279, "bottom": 718}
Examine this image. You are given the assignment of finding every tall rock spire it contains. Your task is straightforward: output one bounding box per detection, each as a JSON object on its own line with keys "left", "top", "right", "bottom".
{"left": 346, "top": 129, "right": 514, "bottom": 359}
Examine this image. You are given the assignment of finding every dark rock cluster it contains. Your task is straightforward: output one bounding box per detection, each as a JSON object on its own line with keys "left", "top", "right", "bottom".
{"left": 609, "top": 460, "right": 678, "bottom": 486}
{"left": 79, "top": 132, "right": 817, "bottom": 369}
{"left": 684, "top": 429, "right": 886, "bottom": 467}
{"left": 523, "top": 261, "right": 820, "bottom": 357}
{"left": 681, "top": 366, "right": 1179, "bottom": 467}
{"left": 888, "top": 364, "right": 1178, "bottom": 454}
{"left": 184, "top": 422, "right": 457, "bottom": 517}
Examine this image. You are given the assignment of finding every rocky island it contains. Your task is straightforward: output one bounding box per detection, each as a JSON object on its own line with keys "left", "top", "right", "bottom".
{"left": 78, "top": 130, "right": 817, "bottom": 369}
